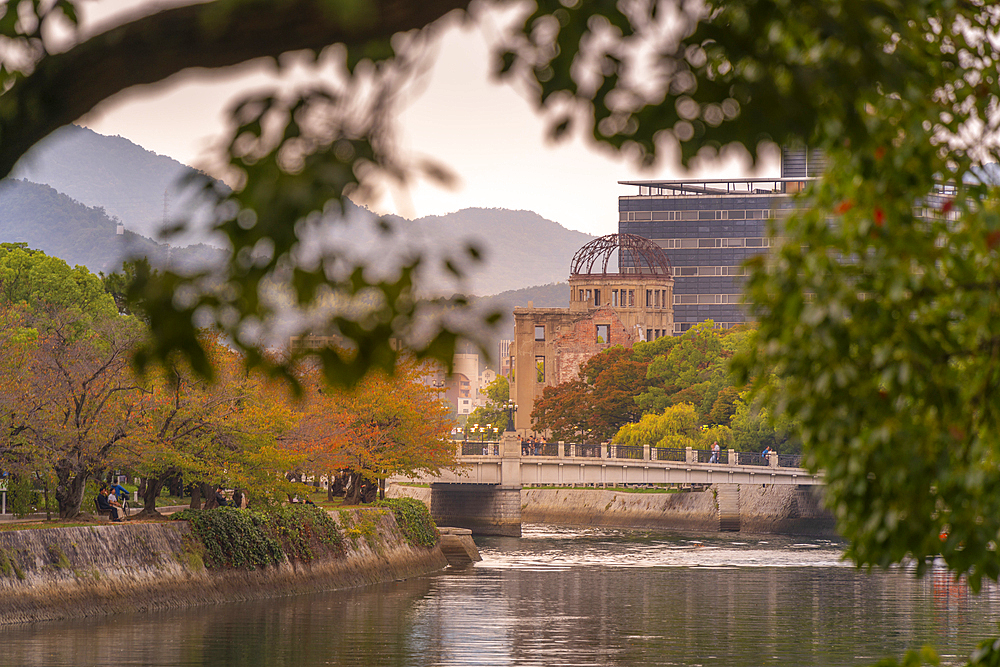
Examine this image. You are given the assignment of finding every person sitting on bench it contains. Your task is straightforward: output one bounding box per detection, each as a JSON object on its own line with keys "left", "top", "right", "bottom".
{"left": 95, "top": 487, "right": 112, "bottom": 516}
{"left": 107, "top": 487, "right": 125, "bottom": 522}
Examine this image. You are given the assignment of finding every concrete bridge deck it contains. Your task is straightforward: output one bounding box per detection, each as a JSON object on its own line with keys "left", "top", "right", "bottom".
{"left": 399, "top": 435, "right": 821, "bottom": 537}
{"left": 413, "top": 440, "right": 820, "bottom": 488}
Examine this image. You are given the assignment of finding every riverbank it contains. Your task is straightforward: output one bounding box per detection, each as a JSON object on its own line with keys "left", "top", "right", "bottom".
{"left": 388, "top": 484, "right": 838, "bottom": 537}
{"left": 0, "top": 508, "right": 448, "bottom": 625}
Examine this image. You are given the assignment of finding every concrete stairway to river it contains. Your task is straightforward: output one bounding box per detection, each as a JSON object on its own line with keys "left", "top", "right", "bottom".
{"left": 717, "top": 484, "right": 740, "bottom": 531}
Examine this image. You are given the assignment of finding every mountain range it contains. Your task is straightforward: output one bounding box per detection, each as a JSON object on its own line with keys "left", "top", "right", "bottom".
{"left": 7, "top": 125, "right": 595, "bottom": 296}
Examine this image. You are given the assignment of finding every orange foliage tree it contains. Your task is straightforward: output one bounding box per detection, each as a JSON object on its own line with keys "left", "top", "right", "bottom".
{"left": 119, "top": 334, "right": 301, "bottom": 516}
{"left": 288, "top": 359, "right": 455, "bottom": 504}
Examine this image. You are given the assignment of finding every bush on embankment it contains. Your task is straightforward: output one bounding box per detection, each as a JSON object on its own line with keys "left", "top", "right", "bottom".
{"left": 375, "top": 497, "right": 439, "bottom": 548}
{"left": 172, "top": 505, "right": 345, "bottom": 569}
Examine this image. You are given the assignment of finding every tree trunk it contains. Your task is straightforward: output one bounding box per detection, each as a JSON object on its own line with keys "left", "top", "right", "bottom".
{"left": 168, "top": 474, "right": 184, "bottom": 497}
{"left": 327, "top": 471, "right": 334, "bottom": 502}
{"left": 137, "top": 474, "right": 166, "bottom": 518}
{"left": 330, "top": 472, "right": 347, "bottom": 497}
{"left": 54, "top": 464, "right": 89, "bottom": 519}
{"left": 361, "top": 480, "right": 377, "bottom": 504}
{"left": 190, "top": 483, "right": 202, "bottom": 509}
{"left": 378, "top": 477, "right": 385, "bottom": 501}
{"left": 201, "top": 482, "right": 219, "bottom": 509}
{"left": 36, "top": 470, "right": 52, "bottom": 521}
{"left": 343, "top": 471, "right": 363, "bottom": 505}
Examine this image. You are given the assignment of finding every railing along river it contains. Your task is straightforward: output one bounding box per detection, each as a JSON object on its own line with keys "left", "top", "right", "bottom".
{"left": 455, "top": 440, "right": 803, "bottom": 469}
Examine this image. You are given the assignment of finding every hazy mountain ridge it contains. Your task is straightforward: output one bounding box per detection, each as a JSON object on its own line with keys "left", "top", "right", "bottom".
{"left": 13, "top": 125, "right": 216, "bottom": 241}
{"left": 339, "top": 205, "right": 594, "bottom": 296}
{"left": 0, "top": 179, "right": 221, "bottom": 274}
{"left": 7, "top": 126, "right": 597, "bottom": 296}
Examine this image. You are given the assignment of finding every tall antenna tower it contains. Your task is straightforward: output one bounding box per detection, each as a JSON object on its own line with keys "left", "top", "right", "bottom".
{"left": 163, "top": 188, "right": 171, "bottom": 228}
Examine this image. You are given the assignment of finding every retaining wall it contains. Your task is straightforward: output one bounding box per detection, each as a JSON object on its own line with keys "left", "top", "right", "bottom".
{"left": 388, "top": 483, "right": 837, "bottom": 536}
{"left": 0, "top": 509, "right": 448, "bottom": 625}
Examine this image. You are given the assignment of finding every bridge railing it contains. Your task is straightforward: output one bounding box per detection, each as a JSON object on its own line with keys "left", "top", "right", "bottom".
{"left": 651, "top": 447, "right": 685, "bottom": 462}
{"left": 778, "top": 454, "right": 803, "bottom": 468}
{"left": 610, "top": 444, "right": 644, "bottom": 460}
{"left": 694, "top": 448, "right": 718, "bottom": 464}
{"left": 737, "top": 452, "right": 769, "bottom": 466}
{"left": 461, "top": 442, "right": 500, "bottom": 456}
{"left": 454, "top": 440, "right": 806, "bottom": 471}
{"left": 569, "top": 443, "right": 602, "bottom": 457}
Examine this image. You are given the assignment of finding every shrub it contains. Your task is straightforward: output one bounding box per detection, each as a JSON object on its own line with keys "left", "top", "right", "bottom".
{"left": 171, "top": 505, "right": 343, "bottom": 569}
{"left": 376, "top": 498, "right": 438, "bottom": 548}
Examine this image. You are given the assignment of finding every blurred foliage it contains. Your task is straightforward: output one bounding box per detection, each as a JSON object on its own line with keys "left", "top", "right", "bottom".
{"left": 2, "top": 0, "right": 1000, "bottom": 660}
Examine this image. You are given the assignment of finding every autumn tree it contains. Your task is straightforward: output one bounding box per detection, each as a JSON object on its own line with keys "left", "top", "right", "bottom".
{"left": 288, "top": 360, "right": 455, "bottom": 504}
{"left": 0, "top": 246, "right": 146, "bottom": 517}
{"left": 120, "top": 334, "right": 299, "bottom": 516}
{"left": 532, "top": 346, "right": 649, "bottom": 442}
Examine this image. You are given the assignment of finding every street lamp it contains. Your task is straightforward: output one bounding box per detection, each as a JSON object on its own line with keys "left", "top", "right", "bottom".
{"left": 505, "top": 400, "right": 518, "bottom": 432}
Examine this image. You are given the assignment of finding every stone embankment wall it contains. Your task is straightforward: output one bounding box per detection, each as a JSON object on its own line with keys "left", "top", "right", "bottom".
{"left": 0, "top": 510, "right": 447, "bottom": 625}
{"left": 388, "top": 484, "right": 837, "bottom": 536}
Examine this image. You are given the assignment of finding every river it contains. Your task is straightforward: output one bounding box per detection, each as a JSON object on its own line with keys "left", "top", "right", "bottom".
{"left": 1, "top": 524, "right": 996, "bottom": 666}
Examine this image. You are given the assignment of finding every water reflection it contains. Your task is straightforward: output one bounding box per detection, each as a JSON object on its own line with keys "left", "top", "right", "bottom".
{"left": 1, "top": 525, "right": 997, "bottom": 666}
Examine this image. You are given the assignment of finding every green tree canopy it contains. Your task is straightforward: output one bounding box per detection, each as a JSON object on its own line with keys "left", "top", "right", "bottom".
{"left": 467, "top": 376, "right": 511, "bottom": 432}
{"left": 635, "top": 321, "right": 749, "bottom": 423}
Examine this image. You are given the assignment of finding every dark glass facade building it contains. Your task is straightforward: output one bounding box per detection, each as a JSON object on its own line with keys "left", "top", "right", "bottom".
{"left": 618, "top": 177, "right": 810, "bottom": 333}
{"left": 618, "top": 147, "right": 828, "bottom": 333}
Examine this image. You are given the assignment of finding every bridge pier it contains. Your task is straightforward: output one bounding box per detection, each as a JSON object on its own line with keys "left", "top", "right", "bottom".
{"left": 430, "top": 432, "right": 524, "bottom": 536}
{"left": 430, "top": 484, "right": 522, "bottom": 537}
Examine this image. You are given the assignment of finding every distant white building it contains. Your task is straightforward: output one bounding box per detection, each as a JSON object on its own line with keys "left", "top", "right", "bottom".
{"left": 476, "top": 368, "right": 497, "bottom": 406}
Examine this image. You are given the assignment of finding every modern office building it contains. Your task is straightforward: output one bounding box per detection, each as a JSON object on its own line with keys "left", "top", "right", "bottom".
{"left": 618, "top": 147, "right": 824, "bottom": 332}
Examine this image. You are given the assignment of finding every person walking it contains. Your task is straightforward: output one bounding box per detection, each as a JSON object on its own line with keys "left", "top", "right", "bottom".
{"left": 710, "top": 441, "right": 721, "bottom": 464}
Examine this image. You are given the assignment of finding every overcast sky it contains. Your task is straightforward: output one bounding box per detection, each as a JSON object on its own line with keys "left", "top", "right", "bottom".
{"left": 77, "top": 3, "right": 779, "bottom": 237}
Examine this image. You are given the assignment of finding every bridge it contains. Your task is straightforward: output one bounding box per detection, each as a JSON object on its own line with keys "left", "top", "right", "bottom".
{"left": 399, "top": 434, "right": 822, "bottom": 537}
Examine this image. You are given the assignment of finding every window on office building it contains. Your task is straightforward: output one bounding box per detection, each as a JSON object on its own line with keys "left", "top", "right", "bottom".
{"left": 646, "top": 329, "right": 653, "bottom": 341}
{"left": 534, "top": 325, "right": 545, "bottom": 341}
{"left": 596, "top": 324, "right": 610, "bottom": 344}
{"left": 629, "top": 290, "right": 635, "bottom": 307}
{"left": 535, "top": 357, "right": 545, "bottom": 383}
{"left": 646, "top": 290, "right": 652, "bottom": 307}
{"left": 594, "top": 289, "right": 601, "bottom": 306}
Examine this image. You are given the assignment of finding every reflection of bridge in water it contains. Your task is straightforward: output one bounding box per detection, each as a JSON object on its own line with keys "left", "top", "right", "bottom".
{"left": 399, "top": 434, "right": 822, "bottom": 537}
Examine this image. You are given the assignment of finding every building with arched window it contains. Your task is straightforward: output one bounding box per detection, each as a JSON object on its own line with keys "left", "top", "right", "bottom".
{"left": 510, "top": 234, "right": 674, "bottom": 434}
